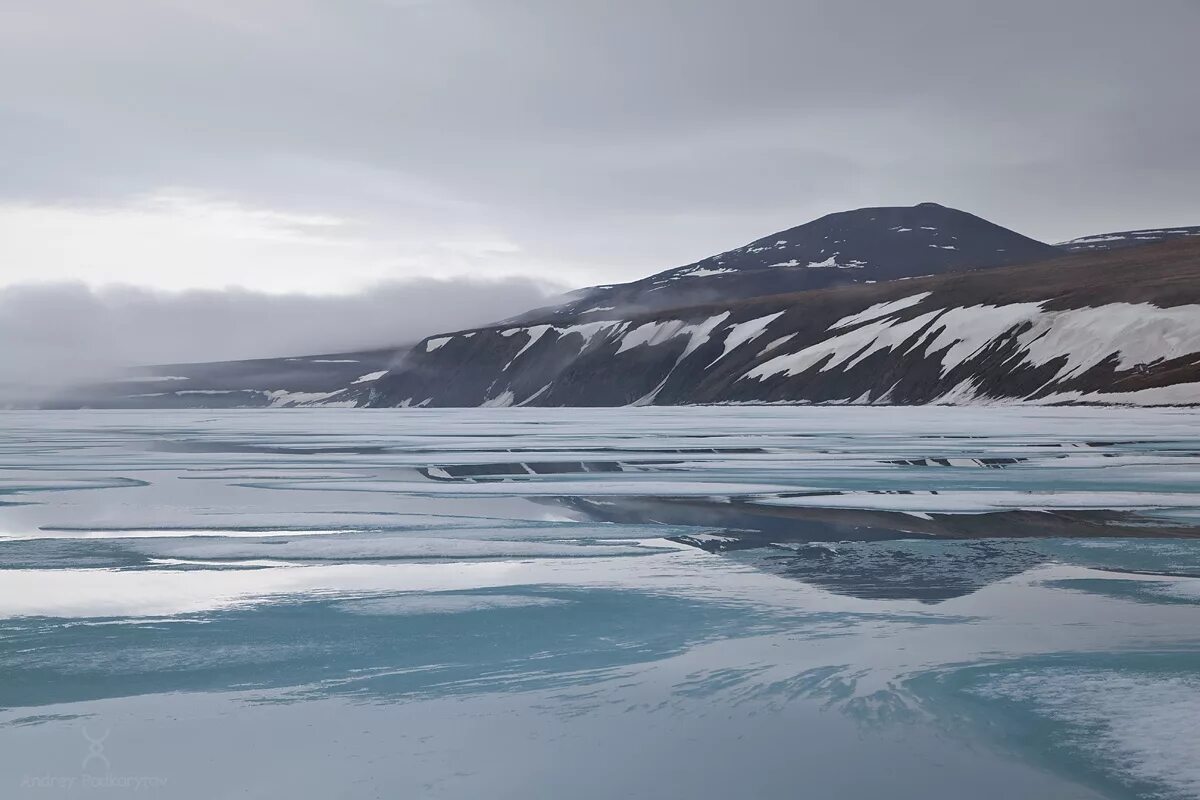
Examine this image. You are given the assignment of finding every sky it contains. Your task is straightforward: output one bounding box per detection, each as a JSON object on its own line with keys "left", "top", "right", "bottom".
{"left": 2, "top": 0, "right": 1198, "bottom": 372}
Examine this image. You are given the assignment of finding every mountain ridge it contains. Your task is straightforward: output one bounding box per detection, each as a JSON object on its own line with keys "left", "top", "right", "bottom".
{"left": 36, "top": 204, "right": 1200, "bottom": 409}
{"left": 509, "top": 202, "right": 1062, "bottom": 323}
{"left": 358, "top": 237, "right": 1200, "bottom": 408}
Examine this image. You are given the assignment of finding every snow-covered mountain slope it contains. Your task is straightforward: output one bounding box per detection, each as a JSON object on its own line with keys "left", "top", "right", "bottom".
{"left": 1058, "top": 226, "right": 1200, "bottom": 253}
{"left": 357, "top": 239, "right": 1200, "bottom": 408}
{"left": 41, "top": 348, "right": 404, "bottom": 409}
{"left": 509, "top": 202, "right": 1061, "bottom": 323}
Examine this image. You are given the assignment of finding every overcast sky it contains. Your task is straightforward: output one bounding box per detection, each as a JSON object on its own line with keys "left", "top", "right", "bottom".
{"left": 2, "top": 0, "right": 1198, "bottom": 368}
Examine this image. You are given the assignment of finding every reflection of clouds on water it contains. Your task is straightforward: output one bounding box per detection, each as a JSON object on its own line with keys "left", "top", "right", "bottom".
{"left": 910, "top": 656, "right": 1200, "bottom": 800}
{"left": 334, "top": 593, "right": 570, "bottom": 615}
{"left": 976, "top": 668, "right": 1200, "bottom": 800}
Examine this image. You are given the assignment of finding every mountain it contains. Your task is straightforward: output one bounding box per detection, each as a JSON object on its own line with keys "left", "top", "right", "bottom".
{"left": 40, "top": 347, "right": 404, "bottom": 409}
{"left": 510, "top": 202, "right": 1061, "bottom": 323}
{"left": 40, "top": 203, "right": 1200, "bottom": 409}
{"left": 1058, "top": 226, "right": 1200, "bottom": 253}
{"left": 354, "top": 238, "right": 1200, "bottom": 408}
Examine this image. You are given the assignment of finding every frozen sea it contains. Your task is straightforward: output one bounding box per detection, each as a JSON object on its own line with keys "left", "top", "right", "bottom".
{"left": 1, "top": 407, "right": 1199, "bottom": 799}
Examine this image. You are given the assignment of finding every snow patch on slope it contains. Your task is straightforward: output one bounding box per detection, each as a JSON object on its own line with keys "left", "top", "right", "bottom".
{"left": 265, "top": 389, "right": 342, "bottom": 407}
{"left": 617, "top": 320, "right": 689, "bottom": 354}
{"left": 615, "top": 314, "right": 730, "bottom": 361}
{"left": 504, "top": 324, "right": 556, "bottom": 369}
{"left": 707, "top": 312, "right": 786, "bottom": 367}
{"left": 831, "top": 293, "right": 931, "bottom": 330}
{"left": 746, "top": 311, "right": 942, "bottom": 379}
{"left": 745, "top": 300, "right": 1200, "bottom": 396}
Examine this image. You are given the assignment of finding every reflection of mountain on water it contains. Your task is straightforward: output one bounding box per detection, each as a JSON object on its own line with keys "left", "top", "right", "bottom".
{"left": 558, "top": 495, "right": 1200, "bottom": 542}
{"left": 730, "top": 540, "right": 1049, "bottom": 603}
{"left": 555, "top": 496, "right": 1200, "bottom": 603}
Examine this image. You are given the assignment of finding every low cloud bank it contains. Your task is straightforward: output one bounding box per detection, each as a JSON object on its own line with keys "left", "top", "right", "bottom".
{"left": 0, "top": 277, "right": 564, "bottom": 400}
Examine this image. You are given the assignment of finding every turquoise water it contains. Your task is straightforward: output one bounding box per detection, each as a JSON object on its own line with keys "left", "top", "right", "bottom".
{"left": 1, "top": 407, "right": 1198, "bottom": 799}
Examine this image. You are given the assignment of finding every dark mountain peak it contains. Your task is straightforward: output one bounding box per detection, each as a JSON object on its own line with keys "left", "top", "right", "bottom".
{"left": 675, "top": 201, "right": 1058, "bottom": 280}
{"left": 508, "top": 203, "right": 1062, "bottom": 323}
{"left": 776, "top": 201, "right": 1030, "bottom": 243}
{"left": 682, "top": 200, "right": 1051, "bottom": 272}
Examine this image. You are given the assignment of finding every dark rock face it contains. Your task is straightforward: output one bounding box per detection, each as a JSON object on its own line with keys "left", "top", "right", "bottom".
{"left": 1058, "top": 226, "right": 1200, "bottom": 253}
{"left": 511, "top": 202, "right": 1062, "bottom": 323}
{"left": 365, "top": 239, "right": 1200, "bottom": 408}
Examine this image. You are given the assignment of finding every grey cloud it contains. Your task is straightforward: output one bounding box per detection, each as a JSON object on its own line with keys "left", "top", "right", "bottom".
{"left": 1, "top": 0, "right": 1197, "bottom": 274}
{"left": 0, "top": 277, "right": 563, "bottom": 399}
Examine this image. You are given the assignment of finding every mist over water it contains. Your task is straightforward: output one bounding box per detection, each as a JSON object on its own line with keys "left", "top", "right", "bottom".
{"left": 0, "top": 277, "right": 563, "bottom": 403}
{"left": 2, "top": 407, "right": 1199, "bottom": 799}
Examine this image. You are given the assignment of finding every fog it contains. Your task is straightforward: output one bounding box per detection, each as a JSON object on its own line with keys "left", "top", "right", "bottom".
{"left": 0, "top": 277, "right": 562, "bottom": 399}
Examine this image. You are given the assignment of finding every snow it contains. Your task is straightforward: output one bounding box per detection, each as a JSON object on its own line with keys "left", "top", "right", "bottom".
{"left": 757, "top": 334, "right": 795, "bottom": 356}
{"left": 609, "top": 313, "right": 733, "bottom": 405}
{"left": 769, "top": 255, "right": 869, "bottom": 269}
{"left": 919, "top": 302, "right": 1200, "bottom": 381}
{"left": 616, "top": 314, "right": 730, "bottom": 362}
{"left": 746, "top": 298, "right": 1200, "bottom": 401}
{"left": 264, "top": 390, "right": 341, "bottom": 407}
{"left": 480, "top": 390, "right": 515, "bottom": 408}
{"left": 310, "top": 359, "right": 359, "bottom": 363}
{"left": 515, "top": 383, "right": 553, "bottom": 406}
{"left": 557, "top": 320, "right": 621, "bottom": 352}
{"left": 676, "top": 313, "right": 731, "bottom": 361}
{"left": 504, "top": 325, "right": 556, "bottom": 369}
{"left": 1035, "top": 384, "right": 1200, "bottom": 407}
{"left": 746, "top": 310, "right": 939, "bottom": 379}
{"left": 1062, "top": 234, "right": 1127, "bottom": 245}
{"left": 425, "top": 337, "right": 452, "bottom": 352}
{"left": 617, "top": 320, "right": 687, "bottom": 354}
{"left": 706, "top": 312, "right": 786, "bottom": 367}
{"left": 676, "top": 267, "right": 736, "bottom": 278}
{"left": 351, "top": 370, "right": 388, "bottom": 384}
{"left": 829, "top": 293, "right": 932, "bottom": 330}
{"left": 683, "top": 533, "right": 740, "bottom": 544}
{"left": 1019, "top": 303, "right": 1200, "bottom": 379}
{"left": 914, "top": 303, "right": 1044, "bottom": 374}
{"left": 115, "top": 376, "right": 190, "bottom": 383}
{"left": 629, "top": 375, "right": 672, "bottom": 407}
{"left": 931, "top": 378, "right": 988, "bottom": 405}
